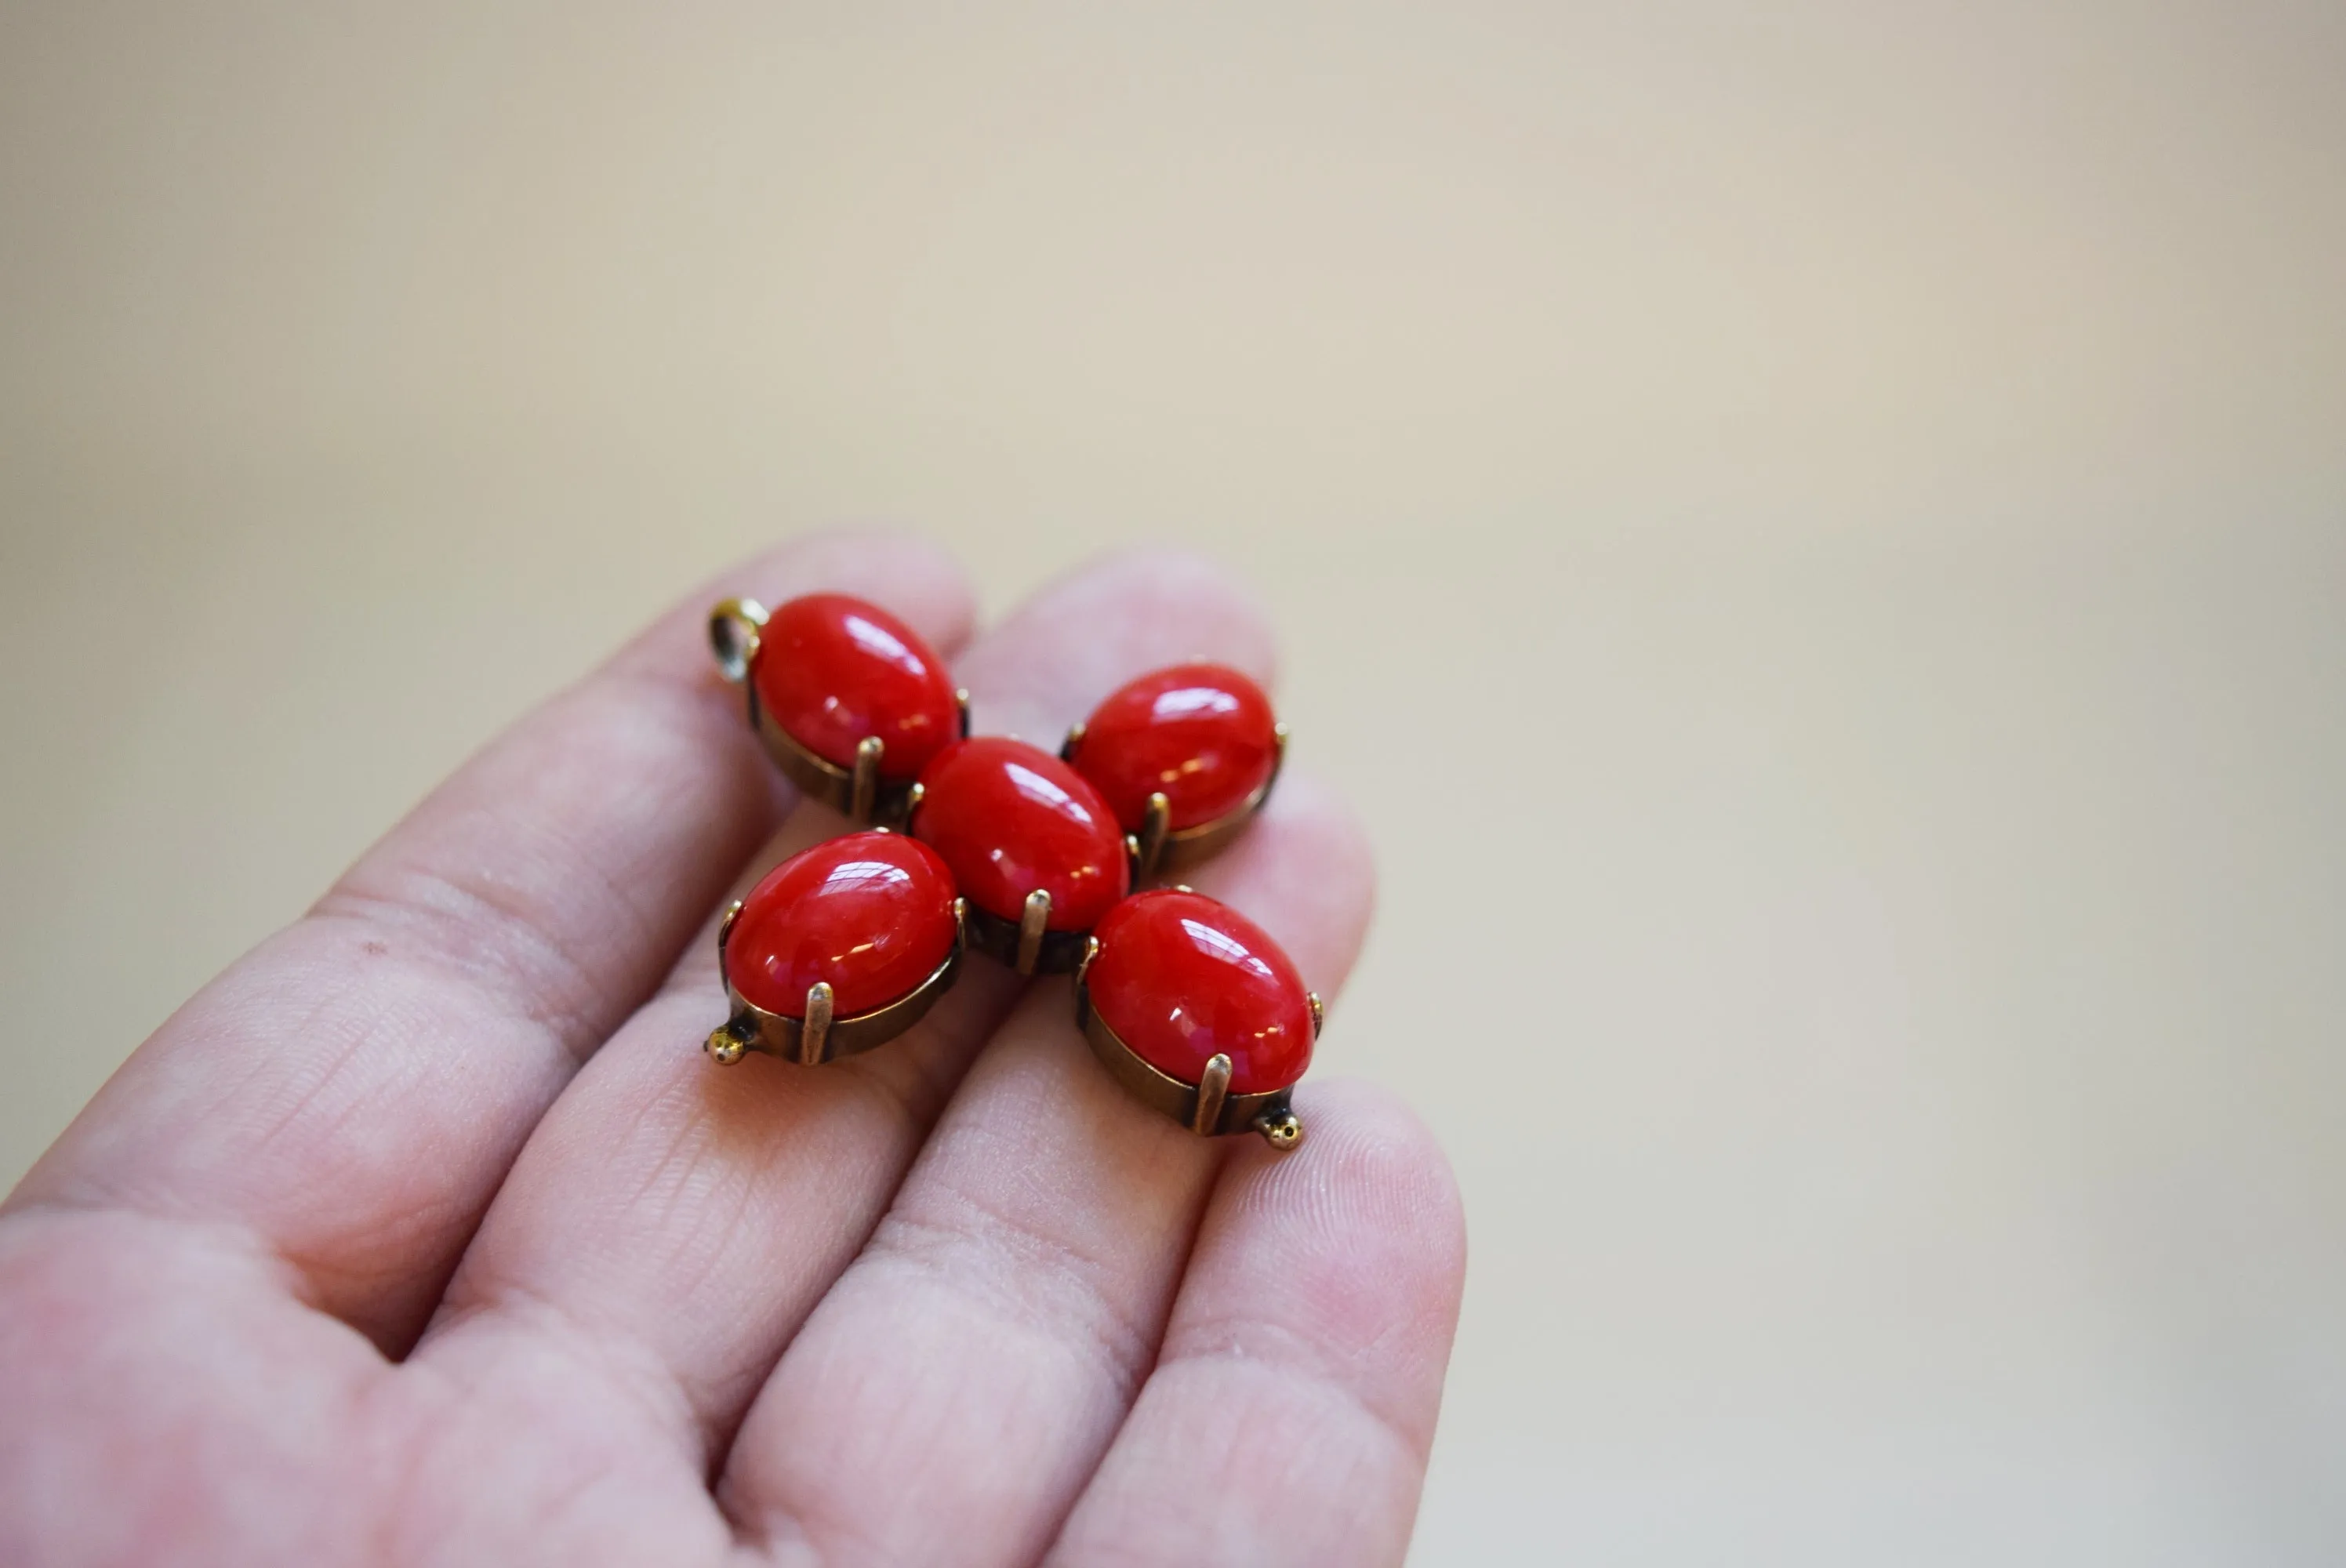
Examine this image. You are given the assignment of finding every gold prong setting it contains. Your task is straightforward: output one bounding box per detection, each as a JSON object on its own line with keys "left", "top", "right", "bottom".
{"left": 1120, "top": 724, "right": 1289, "bottom": 882}
{"left": 1135, "top": 792, "right": 1173, "bottom": 880}
{"left": 1015, "top": 888, "right": 1051, "bottom": 976}
{"left": 732, "top": 699, "right": 917, "bottom": 826}
{"left": 904, "top": 738, "right": 1127, "bottom": 977}
{"left": 1062, "top": 666, "right": 1289, "bottom": 882}
{"left": 1072, "top": 927, "right": 1307, "bottom": 1151}
{"left": 957, "top": 889, "right": 1092, "bottom": 975}
{"left": 707, "top": 894, "right": 967, "bottom": 1067}
{"left": 705, "top": 638, "right": 1316, "bottom": 1127}
{"left": 1190, "top": 1053, "right": 1233, "bottom": 1135}
{"left": 848, "top": 735, "right": 884, "bottom": 822}
{"left": 797, "top": 981, "right": 833, "bottom": 1065}
{"left": 707, "top": 595, "right": 954, "bottom": 826}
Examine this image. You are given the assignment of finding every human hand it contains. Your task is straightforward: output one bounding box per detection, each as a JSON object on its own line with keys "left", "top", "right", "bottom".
{"left": 0, "top": 536, "right": 1465, "bottom": 1566}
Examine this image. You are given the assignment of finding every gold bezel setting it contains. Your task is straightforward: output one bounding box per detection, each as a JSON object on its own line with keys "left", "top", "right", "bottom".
{"left": 705, "top": 895, "right": 968, "bottom": 1066}
{"left": 902, "top": 784, "right": 1111, "bottom": 976}
{"left": 709, "top": 597, "right": 970, "bottom": 826}
{"left": 1062, "top": 721, "right": 1288, "bottom": 881}
{"left": 1072, "top": 935, "right": 1315, "bottom": 1149}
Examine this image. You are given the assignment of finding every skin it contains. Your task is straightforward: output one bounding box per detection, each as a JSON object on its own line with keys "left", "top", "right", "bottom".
{"left": 0, "top": 535, "right": 1466, "bottom": 1568}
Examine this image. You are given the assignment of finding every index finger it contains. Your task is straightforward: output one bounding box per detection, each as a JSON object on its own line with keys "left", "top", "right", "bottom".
{"left": 5, "top": 531, "right": 975, "bottom": 1351}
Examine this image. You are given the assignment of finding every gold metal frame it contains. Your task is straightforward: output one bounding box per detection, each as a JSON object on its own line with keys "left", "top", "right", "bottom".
{"left": 1072, "top": 935, "right": 1316, "bottom": 1149}
{"left": 957, "top": 886, "right": 1094, "bottom": 976}
{"left": 901, "top": 780, "right": 1112, "bottom": 975}
{"left": 710, "top": 597, "right": 971, "bottom": 826}
{"left": 1061, "top": 722, "right": 1289, "bottom": 881}
{"left": 705, "top": 896, "right": 968, "bottom": 1065}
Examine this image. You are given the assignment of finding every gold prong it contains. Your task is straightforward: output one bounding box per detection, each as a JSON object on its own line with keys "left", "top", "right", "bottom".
{"left": 717, "top": 899, "right": 745, "bottom": 989}
{"left": 1307, "top": 991, "right": 1324, "bottom": 1037}
{"left": 849, "top": 735, "right": 884, "bottom": 822}
{"left": 1073, "top": 934, "right": 1100, "bottom": 1028}
{"left": 799, "top": 981, "right": 833, "bottom": 1065}
{"left": 1060, "top": 720, "right": 1086, "bottom": 763}
{"left": 1255, "top": 1107, "right": 1304, "bottom": 1151}
{"left": 1015, "top": 888, "right": 1051, "bottom": 976}
{"left": 707, "top": 598, "right": 769, "bottom": 683}
{"left": 905, "top": 779, "right": 925, "bottom": 818}
{"left": 1171, "top": 884, "right": 1196, "bottom": 895}
{"left": 1191, "top": 1053, "right": 1233, "bottom": 1134}
{"left": 1255, "top": 724, "right": 1289, "bottom": 821}
{"left": 1136, "top": 791, "right": 1171, "bottom": 880}
{"left": 705, "top": 1024, "right": 749, "bottom": 1065}
{"left": 956, "top": 688, "right": 972, "bottom": 739}
{"left": 1258, "top": 723, "right": 1289, "bottom": 812}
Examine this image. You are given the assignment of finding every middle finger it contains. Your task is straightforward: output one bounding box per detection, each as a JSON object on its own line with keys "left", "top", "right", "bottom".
{"left": 717, "top": 771, "right": 1376, "bottom": 1568}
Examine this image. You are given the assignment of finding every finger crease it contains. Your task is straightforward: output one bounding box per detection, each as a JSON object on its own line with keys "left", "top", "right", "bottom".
{"left": 866, "top": 1199, "right": 1159, "bottom": 1396}
{"left": 310, "top": 872, "right": 616, "bottom": 1057}
{"left": 430, "top": 1274, "right": 708, "bottom": 1464}
{"left": 1150, "top": 1319, "right": 1431, "bottom": 1466}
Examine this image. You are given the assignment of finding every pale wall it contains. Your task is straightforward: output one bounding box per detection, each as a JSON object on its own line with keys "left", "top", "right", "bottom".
{"left": 4, "top": 5, "right": 2343, "bottom": 1561}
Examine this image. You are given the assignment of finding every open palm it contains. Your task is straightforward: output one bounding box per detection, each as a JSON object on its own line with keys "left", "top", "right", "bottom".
{"left": 0, "top": 536, "right": 1465, "bottom": 1567}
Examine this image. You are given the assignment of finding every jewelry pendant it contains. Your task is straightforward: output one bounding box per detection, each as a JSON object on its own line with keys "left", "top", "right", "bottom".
{"left": 1073, "top": 888, "right": 1318, "bottom": 1149}
{"left": 908, "top": 736, "right": 1131, "bottom": 975}
{"left": 706, "top": 830, "right": 965, "bottom": 1065}
{"left": 710, "top": 593, "right": 969, "bottom": 824}
{"left": 1061, "top": 662, "right": 1285, "bottom": 880}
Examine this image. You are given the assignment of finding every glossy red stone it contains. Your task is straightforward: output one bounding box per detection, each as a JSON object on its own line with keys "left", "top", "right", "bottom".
{"left": 911, "top": 737, "right": 1130, "bottom": 931}
{"left": 1086, "top": 890, "right": 1313, "bottom": 1094}
{"left": 750, "top": 593, "right": 959, "bottom": 783}
{"left": 727, "top": 831, "right": 959, "bottom": 1019}
{"left": 1068, "top": 662, "right": 1278, "bottom": 833}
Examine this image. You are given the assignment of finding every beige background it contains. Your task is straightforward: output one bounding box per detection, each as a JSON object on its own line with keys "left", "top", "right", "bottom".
{"left": 4, "top": 2, "right": 2344, "bottom": 1562}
